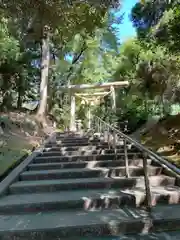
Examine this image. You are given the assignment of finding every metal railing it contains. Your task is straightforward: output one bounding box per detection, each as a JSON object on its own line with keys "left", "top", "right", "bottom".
{"left": 90, "top": 115, "right": 180, "bottom": 211}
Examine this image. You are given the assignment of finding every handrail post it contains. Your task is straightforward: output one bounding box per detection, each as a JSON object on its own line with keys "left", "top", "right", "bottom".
{"left": 99, "top": 120, "right": 102, "bottom": 136}
{"left": 107, "top": 126, "right": 110, "bottom": 149}
{"left": 93, "top": 116, "right": 180, "bottom": 184}
{"left": 113, "top": 129, "right": 117, "bottom": 158}
{"left": 124, "top": 138, "right": 129, "bottom": 178}
{"left": 143, "top": 152, "right": 152, "bottom": 212}
{"left": 103, "top": 124, "right": 106, "bottom": 142}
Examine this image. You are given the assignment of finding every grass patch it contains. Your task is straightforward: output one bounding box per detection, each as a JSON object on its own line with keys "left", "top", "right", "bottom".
{"left": 0, "top": 135, "right": 35, "bottom": 176}
{"left": 0, "top": 112, "right": 43, "bottom": 178}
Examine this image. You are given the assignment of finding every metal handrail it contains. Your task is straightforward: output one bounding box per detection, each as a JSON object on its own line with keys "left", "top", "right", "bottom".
{"left": 94, "top": 116, "right": 180, "bottom": 178}
{"left": 90, "top": 115, "right": 180, "bottom": 211}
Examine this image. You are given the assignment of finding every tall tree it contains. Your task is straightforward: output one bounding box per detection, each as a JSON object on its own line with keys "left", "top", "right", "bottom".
{"left": 131, "top": 0, "right": 175, "bottom": 39}
{"left": 2, "top": 0, "right": 120, "bottom": 125}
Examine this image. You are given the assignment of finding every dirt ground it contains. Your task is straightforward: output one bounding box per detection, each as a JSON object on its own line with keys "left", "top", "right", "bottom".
{"left": 0, "top": 112, "right": 54, "bottom": 177}
{"left": 141, "top": 114, "right": 180, "bottom": 167}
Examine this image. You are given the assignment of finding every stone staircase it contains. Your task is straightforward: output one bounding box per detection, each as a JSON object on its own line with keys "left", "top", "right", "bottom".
{"left": 0, "top": 131, "right": 180, "bottom": 239}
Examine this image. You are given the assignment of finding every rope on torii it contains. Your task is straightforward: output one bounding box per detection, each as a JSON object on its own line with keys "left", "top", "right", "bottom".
{"left": 59, "top": 81, "right": 129, "bottom": 131}
{"left": 74, "top": 90, "right": 113, "bottom": 129}
{"left": 75, "top": 90, "right": 112, "bottom": 106}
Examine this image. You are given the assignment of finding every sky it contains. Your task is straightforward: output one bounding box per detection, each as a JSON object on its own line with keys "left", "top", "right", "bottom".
{"left": 115, "top": 0, "right": 138, "bottom": 42}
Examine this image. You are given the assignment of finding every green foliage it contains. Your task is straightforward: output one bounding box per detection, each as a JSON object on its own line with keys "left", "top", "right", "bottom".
{"left": 0, "top": 18, "right": 36, "bottom": 110}
{"left": 131, "top": 0, "right": 174, "bottom": 39}
{"left": 0, "top": 1, "right": 120, "bottom": 114}
{"left": 112, "top": 35, "right": 180, "bottom": 130}
{"left": 0, "top": 19, "right": 20, "bottom": 62}
{"left": 151, "top": 4, "right": 180, "bottom": 52}
{"left": 1, "top": 0, "right": 180, "bottom": 134}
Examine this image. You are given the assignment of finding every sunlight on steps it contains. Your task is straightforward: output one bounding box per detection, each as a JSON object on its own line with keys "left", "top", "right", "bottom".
{"left": 0, "top": 131, "right": 179, "bottom": 239}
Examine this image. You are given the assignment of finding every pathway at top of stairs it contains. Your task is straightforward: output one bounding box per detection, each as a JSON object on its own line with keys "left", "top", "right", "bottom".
{"left": 0, "top": 131, "right": 179, "bottom": 240}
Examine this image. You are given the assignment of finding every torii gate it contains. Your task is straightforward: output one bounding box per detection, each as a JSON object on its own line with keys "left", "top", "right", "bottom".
{"left": 59, "top": 81, "right": 129, "bottom": 131}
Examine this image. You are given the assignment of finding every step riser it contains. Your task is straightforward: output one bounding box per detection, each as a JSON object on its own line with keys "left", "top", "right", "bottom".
{"left": 43, "top": 149, "right": 140, "bottom": 156}
{"left": 21, "top": 170, "right": 101, "bottom": 180}
{"left": 0, "top": 195, "right": 136, "bottom": 214}
{"left": 0, "top": 219, "right": 179, "bottom": 239}
{"left": 10, "top": 176, "right": 174, "bottom": 194}
{"left": 9, "top": 179, "right": 137, "bottom": 194}
{"left": 44, "top": 145, "right": 104, "bottom": 151}
{"left": 21, "top": 167, "right": 160, "bottom": 181}
{"left": 44, "top": 146, "right": 103, "bottom": 151}
{"left": 53, "top": 141, "right": 90, "bottom": 145}
{"left": 45, "top": 143, "right": 89, "bottom": 148}
{"left": 137, "top": 193, "right": 180, "bottom": 207}
{"left": 44, "top": 144, "right": 97, "bottom": 149}
{"left": 47, "top": 147, "right": 131, "bottom": 153}
{"left": 28, "top": 159, "right": 152, "bottom": 171}
{"left": 45, "top": 143, "right": 130, "bottom": 149}
{"left": 28, "top": 162, "right": 87, "bottom": 170}
{"left": 51, "top": 137, "right": 100, "bottom": 141}
{"left": 43, "top": 145, "right": 137, "bottom": 151}
{"left": 28, "top": 160, "right": 150, "bottom": 170}
{"left": 40, "top": 151, "right": 141, "bottom": 157}
{"left": 34, "top": 154, "right": 143, "bottom": 163}
{"left": 138, "top": 176, "right": 175, "bottom": 187}
{"left": 2, "top": 192, "right": 180, "bottom": 215}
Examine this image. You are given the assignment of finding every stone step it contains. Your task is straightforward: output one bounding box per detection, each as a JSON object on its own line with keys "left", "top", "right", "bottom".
{"left": 66, "top": 231, "right": 180, "bottom": 240}
{"left": 55, "top": 132, "right": 81, "bottom": 136}
{"left": 9, "top": 175, "right": 175, "bottom": 194}
{"left": 28, "top": 159, "right": 153, "bottom": 171}
{"left": 56, "top": 137, "right": 89, "bottom": 141}
{"left": 0, "top": 189, "right": 136, "bottom": 214}
{"left": 135, "top": 175, "right": 175, "bottom": 187}
{"left": 34, "top": 153, "right": 143, "bottom": 163}
{"left": 9, "top": 177, "right": 137, "bottom": 194}
{"left": 43, "top": 145, "right": 137, "bottom": 152}
{"left": 122, "top": 185, "right": 180, "bottom": 206}
{"left": 1, "top": 185, "right": 179, "bottom": 214}
{"left": 42, "top": 148, "right": 140, "bottom": 156}
{"left": 40, "top": 151, "right": 141, "bottom": 157}
{"left": 45, "top": 142, "right": 126, "bottom": 149}
{"left": 0, "top": 205, "right": 179, "bottom": 239}
{"left": 21, "top": 168, "right": 102, "bottom": 180}
{"left": 55, "top": 140, "right": 90, "bottom": 145}
{"left": 55, "top": 136, "right": 88, "bottom": 139}
{"left": 44, "top": 145, "right": 103, "bottom": 151}
{"left": 21, "top": 166, "right": 161, "bottom": 181}
{"left": 114, "top": 231, "right": 180, "bottom": 240}
{"left": 45, "top": 142, "right": 89, "bottom": 147}
{"left": 45, "top": 139, "right": 124, "bottom": 146}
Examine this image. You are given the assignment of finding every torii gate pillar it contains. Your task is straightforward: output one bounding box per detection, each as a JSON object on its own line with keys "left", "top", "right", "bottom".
{"left": 70, "top": 93, "right": 76, "bottom": 131}
{"left": 61, "top": 81, "right": 129, "bottom": 132}
{"left": 110, "top": 85, "right": 116, "bottom": 112}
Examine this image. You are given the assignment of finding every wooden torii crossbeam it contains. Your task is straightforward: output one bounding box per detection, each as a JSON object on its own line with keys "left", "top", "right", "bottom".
{"left": 59, "top": 81, "right": 129, "bottom": 92}
{"left": 75, "top": 92, "right": 109, "bottom": 97}
{"left": 59, "top": 81, "right": 129, "bottom": 131}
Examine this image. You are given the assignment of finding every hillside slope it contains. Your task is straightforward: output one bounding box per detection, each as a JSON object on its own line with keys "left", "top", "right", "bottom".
{"left": 141, "top": 114, "right": 180, "bottom": 166}
{"left": 0, "top": 112, "right": 54, "bottom": 178}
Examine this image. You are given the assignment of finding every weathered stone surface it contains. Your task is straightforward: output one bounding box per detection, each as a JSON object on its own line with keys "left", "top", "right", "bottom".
{"left": 20, "top": 166, "right": 161, "bottom": 181}
{"left": 0, "top": 188, "right": 136, "bottom": 213}
{"left": 9, "top": 177, "right": 138, "bottom": 194}
{"left": 0, "top": 206, "right": 179, "bottom": 238}
{"left": 0, "top": 131, "right": 179, "bottom": 238}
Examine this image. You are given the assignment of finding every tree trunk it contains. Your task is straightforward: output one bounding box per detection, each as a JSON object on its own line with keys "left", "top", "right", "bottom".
{"left": 17, "top": 77, "right": 24, "bottom": 109}
{"left": 1, "top": 91, "right": 12, "bottom": 112}
{"left": 36, "top": 26, "right": 50, "bottom": 126}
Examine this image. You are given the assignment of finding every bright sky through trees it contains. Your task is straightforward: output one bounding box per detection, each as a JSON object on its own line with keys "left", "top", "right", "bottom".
{"left": 115, "top": 0, "right": 138, "bottom": 42}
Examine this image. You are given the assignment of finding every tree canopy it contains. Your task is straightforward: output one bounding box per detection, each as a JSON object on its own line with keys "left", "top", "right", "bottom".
{"left": 0, "top": 0, "right": 180, "bottom": 132}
